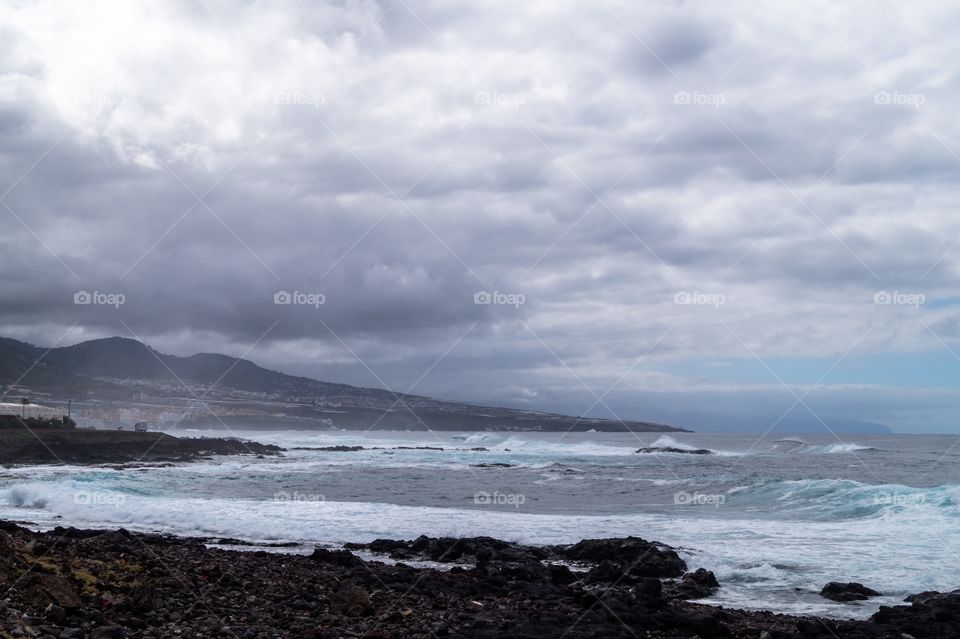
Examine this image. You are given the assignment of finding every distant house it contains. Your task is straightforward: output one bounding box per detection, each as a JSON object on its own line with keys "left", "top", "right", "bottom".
{"left": 134, "top": 421, "right": 150, "bottom": 432}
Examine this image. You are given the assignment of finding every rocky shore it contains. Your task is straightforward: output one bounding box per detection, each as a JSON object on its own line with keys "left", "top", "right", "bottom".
{"left": 0, "top": 431, "right": 282, "bottom": 465}
{"left": 0, "top": 523, "right": 957, "bottom": 638}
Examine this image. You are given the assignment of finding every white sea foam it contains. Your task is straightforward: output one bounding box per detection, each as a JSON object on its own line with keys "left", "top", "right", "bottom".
{"left": 769, "top": 439, "right": 878, "bottom": 454}
{"left": 2, "top": 477, "right": 958, "bottom": 619}
{"left": 1, "top": 431, "right": 955, "bottom": 620}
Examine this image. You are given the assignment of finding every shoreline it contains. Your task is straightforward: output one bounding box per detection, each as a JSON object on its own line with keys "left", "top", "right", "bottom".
{"left": 0, "top": 430, "right": 283, "bottom": 466}
{"left": 0, "top": 522, "right": 955, "bottom": 638}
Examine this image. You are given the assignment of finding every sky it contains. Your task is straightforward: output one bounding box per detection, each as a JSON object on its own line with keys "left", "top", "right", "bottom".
{"left": 2, "top": 0, "right": 960, "bottom": 432}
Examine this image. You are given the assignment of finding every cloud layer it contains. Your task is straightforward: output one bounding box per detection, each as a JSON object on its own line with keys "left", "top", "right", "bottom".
{"left": 3, "top": 0, "right": 960, "bottom": 431}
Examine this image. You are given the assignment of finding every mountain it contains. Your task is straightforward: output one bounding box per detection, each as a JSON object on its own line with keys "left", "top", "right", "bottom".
{"left": 0, "top": 338, "right": 126, "bottom": 399}
{"left": 22, "top": 337, "right": 353, "bottom": 394}
{"left": 0, "top": 336, "right": 685, "bottom": 432}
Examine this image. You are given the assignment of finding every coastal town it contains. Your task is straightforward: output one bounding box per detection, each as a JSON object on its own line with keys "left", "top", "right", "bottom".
{"left": 0, "top": 378, "right": 343, "bottom": 430}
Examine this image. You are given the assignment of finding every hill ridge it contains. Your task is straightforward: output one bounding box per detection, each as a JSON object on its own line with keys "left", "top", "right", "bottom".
{"left": 0, "top": 336, "right": 686, "bottom": 433}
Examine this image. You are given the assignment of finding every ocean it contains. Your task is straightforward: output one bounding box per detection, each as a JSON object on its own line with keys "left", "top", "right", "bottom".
{"left": 2, "top": 429, "right": 958, "bottom": 619}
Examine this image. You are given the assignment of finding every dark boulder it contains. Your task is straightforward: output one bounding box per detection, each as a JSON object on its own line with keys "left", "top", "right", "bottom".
{"left": 634, "top": 576, "right": 663, "bottom": 602}
{"left": 666, "top": 568, "right": 721, "bottom": 600}
{"left": 820, "top": 581, "right": 881, "bottom": 602}
{"left": 905, "top": 589, "right": 960, "bottom": 604}
{"left": 871, "top": 591, "right": 960, "bottom": 638}
{"left": 548, "top": 563, "right": 579, "bottom": 586}
{"left": 310, "top": 547, "right": 364, "bottom": 568}
{"left": 330, "top": 585, "right": 374, "bottom": 617}
{"left": 586, "top": 559, "right": 628, "bottom": 584}
{"left": 347, "top": 536, "right": 546, "bottom": 565}
{"left": 90, "top": 626, "right": 125, "bottom": 639}
{"left": 556, "top": 537, "right": 686, "bottom": 578}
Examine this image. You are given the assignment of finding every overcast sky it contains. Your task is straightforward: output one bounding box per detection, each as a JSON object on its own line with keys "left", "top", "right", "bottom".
{"left": 3, "top": 0, "right": 960, "bottom": 432}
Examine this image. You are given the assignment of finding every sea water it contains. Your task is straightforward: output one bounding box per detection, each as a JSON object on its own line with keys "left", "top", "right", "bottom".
{"left": 1, "top": 429, "right": 958, "bottom": 619}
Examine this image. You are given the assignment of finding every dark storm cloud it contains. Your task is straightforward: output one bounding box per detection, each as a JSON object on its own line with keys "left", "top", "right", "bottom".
{"left": 2, "top": 0, "right": 960, "bottom": 430}
{"left": 621, "top": 16, "right": 720, "bottom": 75}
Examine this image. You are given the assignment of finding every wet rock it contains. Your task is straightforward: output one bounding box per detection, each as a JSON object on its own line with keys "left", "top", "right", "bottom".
{"left": 872, "top": 591, "right": 960, "bottom": 636}
{"left": 586, "top": 559, "right": 627, "bottom": 584}
{"left": 556, "top": 537, "right": 687, "bottom": 578}
{"left": 348, "top": 536, "right": 546, "bottom": 565}
{"left": 905, "top": 589, "right": 960, "bottom": 604}
{"left": 820, "top": 582, "right": 882, "bottom": 602}
{"left": 666, "top": 568, "right": 720, "bottom": 600}
{"left": 309, "top": 548, "right": 364, "bottom": 568}
{"left": 635, "top": 446, "right": 712, "bottom": 455}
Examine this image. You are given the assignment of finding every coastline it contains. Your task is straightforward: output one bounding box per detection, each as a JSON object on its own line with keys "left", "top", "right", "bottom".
{"left": 0, "top": 430, "right": 283, "bottom": 466}
{"left": 0, "top": 522, "right": 955, "bottom": 638}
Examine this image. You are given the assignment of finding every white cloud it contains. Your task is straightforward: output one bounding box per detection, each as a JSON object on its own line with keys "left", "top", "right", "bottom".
{"left": 2, "top": 0, "right": 960, "bottom": 430}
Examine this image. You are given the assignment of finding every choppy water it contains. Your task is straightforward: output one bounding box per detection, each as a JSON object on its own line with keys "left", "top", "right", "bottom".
{"left": 2, "top": 429, "right": 959, "bottom": 619}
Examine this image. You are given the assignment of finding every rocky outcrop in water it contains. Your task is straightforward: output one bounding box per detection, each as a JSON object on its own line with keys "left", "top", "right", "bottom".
{"left": 665, "top": 568, "right": 721, "bottom": 600}
{"left": 0, "top": 430, "right": 282, "bottom": 465}
{"left": 635, "top": 446, "right": 712, "bottom": 455}
{"left": 820, "top": 581, "right": 882, "bottom": 602}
